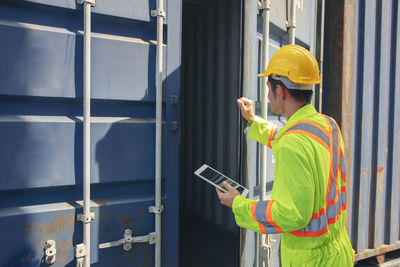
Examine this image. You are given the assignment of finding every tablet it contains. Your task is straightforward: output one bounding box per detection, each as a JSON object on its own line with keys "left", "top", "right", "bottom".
{"left": 194, "top": 164, "right": 249, "bottom": 197}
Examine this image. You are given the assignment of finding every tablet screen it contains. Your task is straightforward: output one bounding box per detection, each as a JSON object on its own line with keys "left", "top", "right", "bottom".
{"left": 198, "top": 167, "right": 244, "bottom": 194}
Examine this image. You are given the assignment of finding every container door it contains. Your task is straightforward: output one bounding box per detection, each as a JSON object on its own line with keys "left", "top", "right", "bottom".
{"left": 0, "top": 0, "right": 180, "bottom": 266}
{"left": 241, "top": 1, "right": 319, "bottom": 266}
{"left": 179, "top": 0, "right": 243, "bottom": 266}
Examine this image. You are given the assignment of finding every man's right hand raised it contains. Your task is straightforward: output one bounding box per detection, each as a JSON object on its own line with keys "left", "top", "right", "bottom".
{"left": 237, "top": 97, "right": 255, "bottom": 124}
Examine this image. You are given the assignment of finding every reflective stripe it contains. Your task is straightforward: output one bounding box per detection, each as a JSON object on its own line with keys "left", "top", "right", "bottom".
{"left": 289, "top": 123, "right": 330, "bottom": 148}
{"left": 253, "top": 200, "right": 282, "bottom": 234}
{"left": 281, "top": 121, "right": 331, "bottom": 151}
{"left": 340, "top": 154, "right": 346, "bottom": 175}
{"left": 327, "top": 191, "right": 347, "bottom": 219}
{"left": 268, "top": 128, "right": 277, "bottom": 148}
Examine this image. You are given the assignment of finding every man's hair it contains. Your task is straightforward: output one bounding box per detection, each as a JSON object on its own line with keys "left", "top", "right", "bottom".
{"left": 268, "top": 76, "right": 313, "bottom": 103}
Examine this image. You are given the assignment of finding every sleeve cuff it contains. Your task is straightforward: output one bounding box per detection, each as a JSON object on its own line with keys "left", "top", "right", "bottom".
{"left": 248, "top": 116, "right": 266, "bottom": 141}
{"left": 232, "top": 195, "right": 244, "bottom": 212}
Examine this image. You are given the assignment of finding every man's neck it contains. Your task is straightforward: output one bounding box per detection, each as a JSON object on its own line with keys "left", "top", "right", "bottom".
{"left": 284, "top": 101, "right": 308, "bottom": 121}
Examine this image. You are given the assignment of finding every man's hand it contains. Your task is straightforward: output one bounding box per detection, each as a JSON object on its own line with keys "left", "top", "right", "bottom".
{"left": 237, "top": 97, "right": 255, "bottom": 124}
{"left": 216, "top": 182, "right": 240, "bottom": 208}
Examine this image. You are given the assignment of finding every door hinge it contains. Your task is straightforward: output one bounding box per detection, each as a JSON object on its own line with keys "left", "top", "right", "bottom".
{"left": 149, "top": 205, "right": 164, "bottom": 214}
{"left": 77, "top": 212, "right": 95, "bottom": 223}
{"left": 151, "top": 8, "right": 166, "bottom": 18}
{"left": 77, "top": 0, "right": 95, "bottom": 6}
{"left": 258, "top": 0, "right": 271, "bottom": 11}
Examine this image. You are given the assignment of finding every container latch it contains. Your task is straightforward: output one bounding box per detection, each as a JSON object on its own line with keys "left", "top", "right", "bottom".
{"left": 44, "top": 240, "right": 56, "bottom": 265}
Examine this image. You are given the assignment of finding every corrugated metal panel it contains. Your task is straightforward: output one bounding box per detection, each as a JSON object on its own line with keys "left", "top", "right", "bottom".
{"left": 180, "top": 0, "right": 242, "bottom": 231}
{"left": 347, "top": 0, "right": 400, "bottom": 261}
{"left": 0, "top": 0, "right": 180, "bottom": 265}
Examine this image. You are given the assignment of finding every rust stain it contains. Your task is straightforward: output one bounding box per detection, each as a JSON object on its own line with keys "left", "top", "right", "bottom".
{"left": 123, "top": 250, "right": 133, "bottom": 260}
{"left": 58, "top": 240, "right": 73, "bottom": 262}
{"left": 24, "top": 223, "right": 37, "bottom": 235}
{"left": 360, "top": 168, "right": 369, "bottom": 175}
{"left": 377, "top": 166, "right": 384, "bottom": 180}
{"left": 93, "top": 199, "right": 109, "bottom": 206}
{"left": 39, "top": 213, "right": 75, "bottom": 236}
{"left": 120, "top": 213, "right": 132, "bottom": 226}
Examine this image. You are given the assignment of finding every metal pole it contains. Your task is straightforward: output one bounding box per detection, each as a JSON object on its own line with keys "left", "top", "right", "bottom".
{"left": 153, "top": 0, "right": 165, "bottom": 266}
{"left": 83, "top": 1, "right": 92, "bottom": 266}
{"left": 288, "top": 0, "right": 297, "bottom": 44}
{"left": 259, "top": 1, "right": 271, "bottom": 266}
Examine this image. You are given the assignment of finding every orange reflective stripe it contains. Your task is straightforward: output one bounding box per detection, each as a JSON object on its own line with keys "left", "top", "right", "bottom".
{"left": 268, "top": 127, "right": 277, "bottom": 148}
{"left": 258, "top": 222, "right": 266, "bottom": 234}
{"left": 266, "top": 200, "right": 283, "bottom": 233}
{"left": 281, "top": 129, "right": 330, "bottom": 151}
{"left": 290, "top": 226, "right": 329, "bottom": 237}
{"left": 311, "top": 207, "right": 326, "bottom": 219}
{"left": 326, "top": 194, "right": 339, "bottom": 206}
{"left": 251, "top": 201, "right": 257, "bottom": 221}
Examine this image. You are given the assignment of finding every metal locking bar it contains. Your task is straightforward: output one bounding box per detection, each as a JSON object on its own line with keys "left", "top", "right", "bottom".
{"left": 99, "top": 229, "right": 159, "bottom": 251}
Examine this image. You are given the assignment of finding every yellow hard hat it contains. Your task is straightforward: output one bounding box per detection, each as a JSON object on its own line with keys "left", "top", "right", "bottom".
{"left": 257, "top": 44, "right": 322, "bottom": 84}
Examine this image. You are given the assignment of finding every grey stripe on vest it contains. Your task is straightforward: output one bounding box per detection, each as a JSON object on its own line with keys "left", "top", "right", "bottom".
{"left": 254, "top": 201, "right": 268, "bottom": 224}
{"left": 327, "top": 191, "right": 347, "bottom": 219}
{"left": 339, "top": 154, "right": 346, "bottom": 175}
{"left": 325, "top": 116, "right": 339, "bottom": 201}
{"left": 288, "top": 123, "right": 330, "bottom": 148}
{"left": 301, "top": 213, "right": 328, "bottom": 233}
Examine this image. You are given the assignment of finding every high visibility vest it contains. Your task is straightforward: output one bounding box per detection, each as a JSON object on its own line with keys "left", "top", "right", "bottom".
{"left": 232, "top": 104, "right": 354, "bottom": 266}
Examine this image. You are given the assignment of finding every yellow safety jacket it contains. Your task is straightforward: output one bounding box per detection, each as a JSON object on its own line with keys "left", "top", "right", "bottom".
{"left": 232, "top": 104, "right": 354, "bottom": 266}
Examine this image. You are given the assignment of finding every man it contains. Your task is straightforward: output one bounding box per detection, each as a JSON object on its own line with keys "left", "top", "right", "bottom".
{"left": 216, "top": 45, "right": 354, "bottom": 266}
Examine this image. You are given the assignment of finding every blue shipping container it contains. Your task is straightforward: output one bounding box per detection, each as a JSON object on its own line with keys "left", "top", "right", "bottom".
{"left": 0, "top": 0, "right": 181, "bottom": 266}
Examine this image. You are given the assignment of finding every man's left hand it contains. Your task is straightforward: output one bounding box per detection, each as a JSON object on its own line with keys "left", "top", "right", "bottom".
{"left": 216, "top": 182, "right": 240, "bottom": 208}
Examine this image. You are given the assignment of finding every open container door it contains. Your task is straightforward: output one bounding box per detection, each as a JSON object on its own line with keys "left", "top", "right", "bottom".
{"left": 179, "top": 0, "right": 243, "bottom": 266}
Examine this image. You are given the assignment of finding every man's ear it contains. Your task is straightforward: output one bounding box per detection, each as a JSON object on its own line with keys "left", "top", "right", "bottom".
{"left": 276, "top": 84, "right": 286, "bottom": 100}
